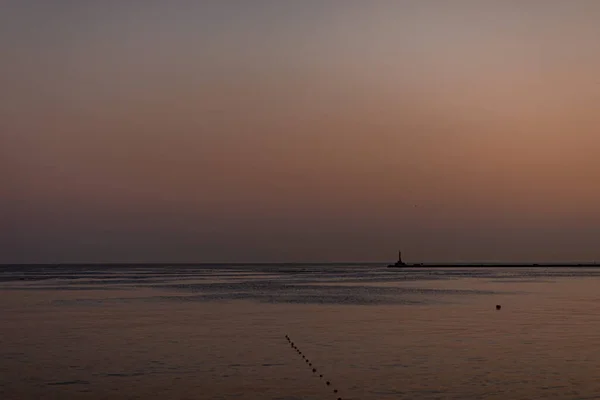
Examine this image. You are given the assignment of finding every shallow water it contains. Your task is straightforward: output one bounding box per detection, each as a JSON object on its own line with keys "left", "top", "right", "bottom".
{"left": 2, "top": 265, "right": 600, "bottom": 399}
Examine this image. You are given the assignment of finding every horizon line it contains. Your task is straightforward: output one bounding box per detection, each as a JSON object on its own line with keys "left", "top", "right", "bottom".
{"left": 1, "top": 261, "right": 599, "bottom": 267}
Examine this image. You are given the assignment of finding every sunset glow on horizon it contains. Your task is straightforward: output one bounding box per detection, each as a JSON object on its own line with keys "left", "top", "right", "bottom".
{"left": 2, "top": 1, "right": 600, "bottom": 263}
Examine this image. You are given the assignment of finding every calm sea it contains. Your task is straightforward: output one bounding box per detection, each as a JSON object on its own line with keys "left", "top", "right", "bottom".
{"left": 2, "top": 264, "right": 600, "bottom": 400}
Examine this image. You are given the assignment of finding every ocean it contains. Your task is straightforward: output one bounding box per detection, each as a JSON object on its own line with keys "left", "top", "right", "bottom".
{"left": 2, "top": 264, "right": 600, "bottom": 399}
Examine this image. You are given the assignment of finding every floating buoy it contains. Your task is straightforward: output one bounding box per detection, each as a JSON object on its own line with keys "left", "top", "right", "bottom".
{"left": 285, "top": 335, "right": 347, "bottom": 399}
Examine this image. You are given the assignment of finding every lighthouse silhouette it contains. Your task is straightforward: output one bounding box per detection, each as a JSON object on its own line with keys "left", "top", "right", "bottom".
{"left": 388, "top": 250, "right": 406, "bottom": 267}
{"left": 397, "top": 250, "right": 405, "bottom": 265}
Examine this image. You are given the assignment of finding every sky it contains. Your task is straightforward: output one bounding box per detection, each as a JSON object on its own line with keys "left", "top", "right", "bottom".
{"left": 2, "top": 1, "right": 600, "bottom": 264}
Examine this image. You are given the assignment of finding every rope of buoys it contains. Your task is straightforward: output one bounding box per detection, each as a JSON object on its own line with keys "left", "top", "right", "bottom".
{"left": 285, "top": 334, "right": 344, "bottom": 400}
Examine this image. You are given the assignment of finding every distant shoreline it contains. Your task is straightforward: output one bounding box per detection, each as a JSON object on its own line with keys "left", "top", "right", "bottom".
{"left": 1, "top": 263, "right": 599, "bottom": 268}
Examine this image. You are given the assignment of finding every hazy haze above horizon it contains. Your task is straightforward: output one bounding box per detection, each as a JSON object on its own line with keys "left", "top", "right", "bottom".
{"left": 2, "top": 1, "right": 600, "bottom": 263}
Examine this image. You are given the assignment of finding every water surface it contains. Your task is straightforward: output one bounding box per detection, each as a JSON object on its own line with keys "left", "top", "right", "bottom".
{"left": 2, "top": 265, "right": 600, "bottom": 399}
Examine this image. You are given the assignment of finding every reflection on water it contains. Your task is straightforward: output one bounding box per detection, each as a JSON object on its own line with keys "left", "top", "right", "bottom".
{"left": 2, "top": 265, "right": 600, "bottom": 399}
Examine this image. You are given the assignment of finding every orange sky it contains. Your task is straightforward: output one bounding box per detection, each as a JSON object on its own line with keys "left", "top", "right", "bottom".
{"left": 2, "top": 1, "right": 600, "bottom": 263}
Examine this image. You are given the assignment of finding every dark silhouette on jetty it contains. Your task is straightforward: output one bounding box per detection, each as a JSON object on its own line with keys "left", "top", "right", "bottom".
{"left": 383, "top": 251, "right": 597, "bottom": 268}
{"left": 388, "top": 251, "right": 407, "bottom": 268}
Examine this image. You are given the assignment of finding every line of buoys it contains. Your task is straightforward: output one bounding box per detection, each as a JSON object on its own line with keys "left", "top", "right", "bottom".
{"left": 285, "top": 335, "right": 343, "bottom": 400}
